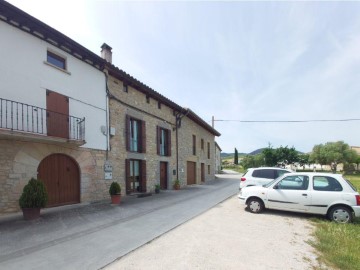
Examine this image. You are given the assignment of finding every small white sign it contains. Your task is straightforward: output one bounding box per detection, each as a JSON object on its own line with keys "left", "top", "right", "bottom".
{"left": 105, "top": 172, "right": 112, "bottom": 180}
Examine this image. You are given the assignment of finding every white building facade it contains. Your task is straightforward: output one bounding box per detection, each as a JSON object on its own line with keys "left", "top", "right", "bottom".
{"left": 0, "top": 2, "right": 110, "bottom": 214}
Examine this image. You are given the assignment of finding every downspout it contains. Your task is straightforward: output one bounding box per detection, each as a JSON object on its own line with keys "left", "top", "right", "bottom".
{"left": 103, "top": 69, "right": 111, "bottom": 159}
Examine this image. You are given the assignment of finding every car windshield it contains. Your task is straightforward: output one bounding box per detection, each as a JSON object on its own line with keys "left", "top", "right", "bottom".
{"left": 263, "top": 177, "right": 281, "bottom": 188}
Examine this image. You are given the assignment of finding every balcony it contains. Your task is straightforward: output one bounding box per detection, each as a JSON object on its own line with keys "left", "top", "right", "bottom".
{"left": 0, "top": 98, "right": 85, "bottom": 145}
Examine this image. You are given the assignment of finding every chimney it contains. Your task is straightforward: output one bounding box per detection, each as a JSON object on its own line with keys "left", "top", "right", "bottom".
{"left": 101, "top": 43, "right": 112, "bottom": 63}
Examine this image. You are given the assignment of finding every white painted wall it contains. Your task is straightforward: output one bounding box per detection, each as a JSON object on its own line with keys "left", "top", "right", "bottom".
{"left": 0, "top": 21, "right": 107, "bottom": 150}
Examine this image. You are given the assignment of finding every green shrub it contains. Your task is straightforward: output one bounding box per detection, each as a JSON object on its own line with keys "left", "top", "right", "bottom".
{"left": 19, "top": 178, "right": 48, "bottom": 208}
{"left": 109, "top": 181, "right": 121, "bottom": 195}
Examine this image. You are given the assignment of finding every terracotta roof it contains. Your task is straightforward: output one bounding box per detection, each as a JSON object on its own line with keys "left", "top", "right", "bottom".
{"left": 0, "top": 0, "right": 221, "bottom": 137}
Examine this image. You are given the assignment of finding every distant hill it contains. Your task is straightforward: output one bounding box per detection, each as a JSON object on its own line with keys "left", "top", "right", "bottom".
{"left": 221, "top": 148, "right": 303, "bottom": 158}
{"left": 221, "top": 152, "right": 246, "bottom": 158}
{"left": 248, "top": 148, "right": 265, "bottom": 155}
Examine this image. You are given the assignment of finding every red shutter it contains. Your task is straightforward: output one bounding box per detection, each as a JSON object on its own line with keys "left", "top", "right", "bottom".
{"left": 125, "top": 115, "right": 130, "bottom": 151}
{"left": 141, "top": 120, "right": 146, "bottom": 153}
{"left": 156, "top": 126, "right": 160, "bottom": 155}
{"left": 125, "top": 159, "right": 130, "bottom": 194}
{"left": 167, "top": 129, "right": 171, "bottom": 156}
{"left": 141, "top": 160, "right": 147, "bottom": 192}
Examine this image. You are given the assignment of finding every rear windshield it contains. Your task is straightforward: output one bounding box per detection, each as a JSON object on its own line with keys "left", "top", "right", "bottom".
{"left": 252, "top": 169, "right": 275, "bottom": 179}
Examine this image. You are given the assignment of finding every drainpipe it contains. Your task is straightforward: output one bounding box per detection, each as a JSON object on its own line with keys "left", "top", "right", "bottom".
{"left": 103, "top": 69, "right": 110, "bottom": 159}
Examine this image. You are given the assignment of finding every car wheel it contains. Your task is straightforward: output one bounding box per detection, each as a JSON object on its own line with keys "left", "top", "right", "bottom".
{"left": 329, "top": 206, "right": 353, "bottom": 223}
{"left": 247, "top": 198, "right": 264, "bottom": 213}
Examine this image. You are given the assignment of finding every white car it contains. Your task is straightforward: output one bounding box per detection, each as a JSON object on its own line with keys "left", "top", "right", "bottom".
{"left": 238, "top": 172, "right": 360, "bottom": 223}
{"left": 240, "top": 167, "right": 291, "bottom": 190}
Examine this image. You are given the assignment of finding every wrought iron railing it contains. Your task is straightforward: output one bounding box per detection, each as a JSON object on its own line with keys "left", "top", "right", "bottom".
{"left": 0, "top": 98, "right": 85, "bottom": 141}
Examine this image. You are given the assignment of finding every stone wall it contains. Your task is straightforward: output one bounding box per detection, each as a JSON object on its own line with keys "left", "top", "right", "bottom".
{"left": 0, "top": 139, "right": 108, "bottom": 215}
{"left": 107, "top": 76, "right": 177, "bottom": 192}
{"left": 177, "top": 116, "right": 216, "bottom": 185}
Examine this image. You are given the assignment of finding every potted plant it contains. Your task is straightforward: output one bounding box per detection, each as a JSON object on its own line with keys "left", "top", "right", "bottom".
{"left": 19, "top": 178, "right": 48, "bottom": 220}
{"left": 109, "top": 181, "right": 121, "bottom": 204}
{"left": 155, "top": 184, "right": 160, "bottom": 194}
{"left": 173, "top": 179, "right": 180, "bottom": 190}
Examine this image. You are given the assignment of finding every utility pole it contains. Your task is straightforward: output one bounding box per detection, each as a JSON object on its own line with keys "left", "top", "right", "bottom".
{"left": 212, "top": 116, "right": 214, "bottom": 128}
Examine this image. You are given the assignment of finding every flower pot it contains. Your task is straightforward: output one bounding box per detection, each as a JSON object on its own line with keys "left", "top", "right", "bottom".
{"left": 22, "top": 208, "right": 41, "bottom": 220}
{"left": 155, "top": 188, "right": 160, "bottom": 194}
{"left": 173, "top": 184, "right": 180, "bottom": 190}
{"left": 111, "top": 194, "right": 121, "bottom": 204}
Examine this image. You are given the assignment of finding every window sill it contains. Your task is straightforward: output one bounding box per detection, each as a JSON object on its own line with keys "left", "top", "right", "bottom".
{"left": 44, "top": 61, "right": 71, "bottom": 75}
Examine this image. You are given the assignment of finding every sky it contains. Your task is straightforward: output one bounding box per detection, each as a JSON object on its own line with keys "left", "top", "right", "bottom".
{"left": 6, "top": 0, "right": 360, "bottom": 153}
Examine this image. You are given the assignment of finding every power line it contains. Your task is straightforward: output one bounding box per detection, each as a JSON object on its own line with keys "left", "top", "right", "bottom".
{"left": 212, "top": 118, "right": 360, "bottom": 123}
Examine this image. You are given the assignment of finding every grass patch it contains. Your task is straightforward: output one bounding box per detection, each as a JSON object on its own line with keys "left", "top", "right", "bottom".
{"left": 311, "top": 174, "right": 360, "bottom": 270}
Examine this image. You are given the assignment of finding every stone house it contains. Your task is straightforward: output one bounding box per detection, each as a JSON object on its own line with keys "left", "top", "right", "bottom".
{"left": 215, "top": 142, "right": 222, "bottom": 173}
{"left": 102, "top": 47, "right": 220, "bottom": 193}
{"left": 0, "top": 2, "right": 109, "bottom": 214}
{"left": 0, "top": 1, "right": 220, "bottom": 214}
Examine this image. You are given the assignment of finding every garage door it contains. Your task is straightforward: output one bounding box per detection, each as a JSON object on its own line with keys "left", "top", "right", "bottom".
{"left": 187, "top": 161, "right": 196, "bottom": 185}
{"left": 38, "top": 154, "right": 80, "bottom": 207}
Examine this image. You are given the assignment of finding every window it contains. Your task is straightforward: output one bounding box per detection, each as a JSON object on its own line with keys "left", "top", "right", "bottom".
{"left": 47, "top": 51, "right": 66, "bottom": 70}
{"left": 126, "top": 115, "right": 146, "bottom": 153}
{"left": 201, "top": 139, "right": 204, "bottom": 150}
{"left": 123, "top": 83, "right": 128, "bottom": 93}
{"left": 207, "top": 142, "right": 210, "bottom": 159}
{"left": 192, "top": 135, "right": 196, "bottom": 155}
{"left": 157, "top": 127, "right": 171, "bottom": 156}
{"left": 146, "top": 96, "right": 150, "bottom": 103}
{"left": 208, "top": 165, "right": 210, "bottom": 174}
{"left": 276, "top": 175, "right": 309, "bottom": 190}
{"left": 158, "top": 102, "right": 161, "bottom": 109}
{"left": 313, "top": 176, "right": 343, "bottom": 191}
{"left": 252, "top": 169, "right": 276, "bottom": 179}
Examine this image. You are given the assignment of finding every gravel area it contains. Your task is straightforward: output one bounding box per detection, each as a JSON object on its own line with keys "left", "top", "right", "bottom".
{"left": 104, "top": 195, "right": 324, "bottom": 270}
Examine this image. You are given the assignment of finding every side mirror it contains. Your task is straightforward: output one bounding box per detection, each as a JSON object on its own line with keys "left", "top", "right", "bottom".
{"left": 273, "top": 185, "right": 279, "bottom": 190}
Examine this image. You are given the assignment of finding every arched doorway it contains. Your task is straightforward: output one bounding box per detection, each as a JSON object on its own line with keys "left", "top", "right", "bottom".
{"left": 38, "top": 154, "right": 80, "bottom": 207}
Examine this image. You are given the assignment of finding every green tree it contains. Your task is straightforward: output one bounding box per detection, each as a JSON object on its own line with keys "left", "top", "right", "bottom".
{"left": 234, "top": 148, "right": 239, "bottom": 165}
{"left": 311, "top": 141, "right": 358, "bottom": 172}
{"left": 298, "top": 153, "right": 310, "bottom": 169}
{"left": 241, "top": 154, "right": 264, "bottom": 169}
{"left": 275, "top": 146, "right": 299, "bottom": 166}
{"left": 262, "top": 144, "right": 277, "bottom": 166}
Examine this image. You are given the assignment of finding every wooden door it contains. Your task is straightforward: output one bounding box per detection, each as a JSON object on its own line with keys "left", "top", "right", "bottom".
{"left": 201, "top": 163, "right": 205, "bottom": 182}
{"left": 46, "top": 90, "right": 69, "bottom": 139}
{"left": 160, "top": 162, "right": 168, "bottom": 189}
{"left": 38, "top": 154, "right": 80, "bottom": 207}
{"left": 187, "top": 161, "right": 196, "bottom": 185}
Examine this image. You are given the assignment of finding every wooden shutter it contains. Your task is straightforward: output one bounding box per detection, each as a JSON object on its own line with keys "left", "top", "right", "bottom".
{"left": 167, "top": 129, "right": 171, "bottom": 156}
{"left": 141, "top": 160, "right": 147, "bottom": 192}
{"left": 125, "top": 115, "right": 130, "bottom": 151}
{"left": 156, "top": 126, "right": 160, "bottom": 155}
{"left": 141, "top": 120, "right": 146, "bottom": 153}
{"left": 125, "top": 159, "right": 130, "bottom": 194}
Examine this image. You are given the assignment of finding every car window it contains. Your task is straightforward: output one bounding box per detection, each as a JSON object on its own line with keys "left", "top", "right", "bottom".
{"left": 275, "top": 170, "right": 290, "bottom": 178}
{"left": 275, "top": 175, "right": 309, "bottom": 190}
{"left": 252, "top": 169, "right": 275, "bottom": 179}
{"left": 313, "top": 176, "right": 343, "bottom": 192}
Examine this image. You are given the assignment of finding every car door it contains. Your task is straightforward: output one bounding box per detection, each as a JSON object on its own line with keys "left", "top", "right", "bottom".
{"left": 309, "top": 175, "right": 345, "bottom": 215}
{"left": 266, "top": 175, "right": 310, "bottom": 212}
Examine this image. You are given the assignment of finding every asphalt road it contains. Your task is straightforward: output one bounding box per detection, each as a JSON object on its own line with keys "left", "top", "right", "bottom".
{"left": 0, "top": 173, "right": 239, "bottom": 270}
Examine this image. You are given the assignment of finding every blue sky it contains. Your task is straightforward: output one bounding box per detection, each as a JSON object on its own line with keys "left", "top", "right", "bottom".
{"left": 7, "top": 0, "right": 360, "bottom": 153}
